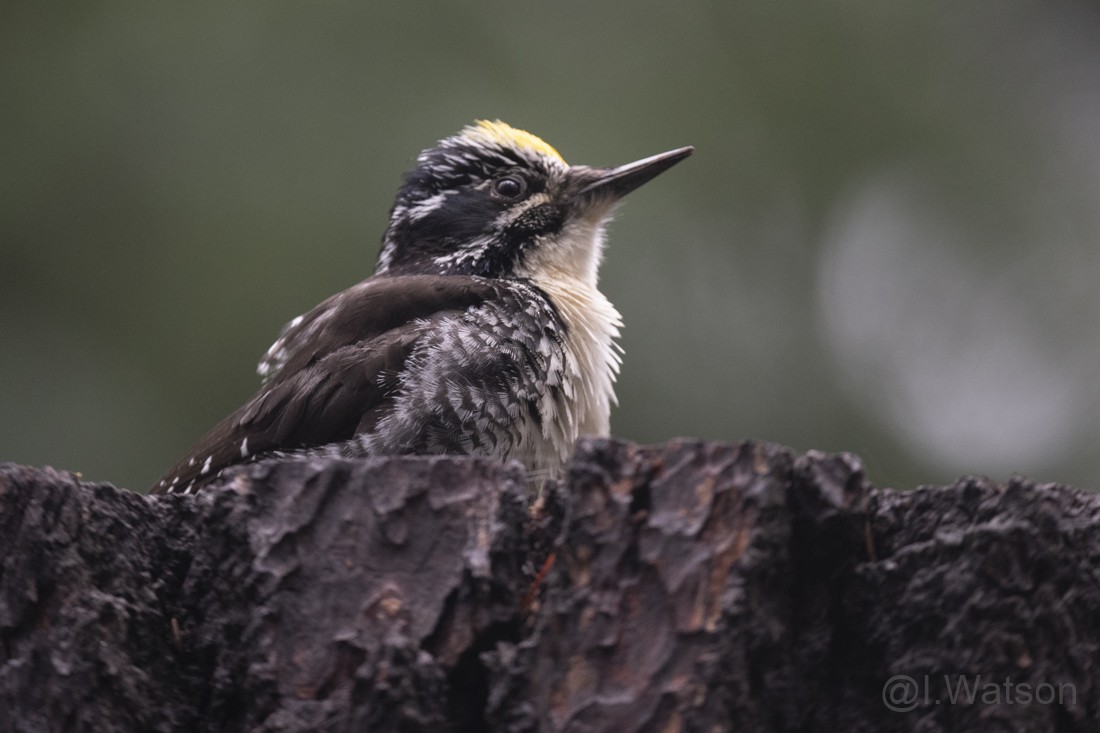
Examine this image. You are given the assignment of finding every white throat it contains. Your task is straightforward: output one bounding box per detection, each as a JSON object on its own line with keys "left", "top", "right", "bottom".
{"left": 534, "top": 276, "right": 622, "bottom": 437}
{"left": 523, "top": 213, "right": 623, "bottom": 463}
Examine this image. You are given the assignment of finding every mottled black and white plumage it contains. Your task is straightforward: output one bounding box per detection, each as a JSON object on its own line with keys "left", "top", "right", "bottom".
{"left": 152, "top": 121, "right": 692, "bottom": 494}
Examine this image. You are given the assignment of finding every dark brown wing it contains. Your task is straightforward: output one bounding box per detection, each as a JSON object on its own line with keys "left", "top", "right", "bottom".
{"left": 258, "top": 274, "right": 497, "bottom": 385}
{"left": 151, "top": 274, "right": 498, "bottom": 494}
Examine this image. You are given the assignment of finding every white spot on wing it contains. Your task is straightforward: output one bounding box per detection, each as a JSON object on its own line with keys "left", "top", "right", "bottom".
{"left": 240, "top": 437, "right": 249, "bottom": 458}
{"left": 201, "top": 456, "right": 213, "bottom": 475}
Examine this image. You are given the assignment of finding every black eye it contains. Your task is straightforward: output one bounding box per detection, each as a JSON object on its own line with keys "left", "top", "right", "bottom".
{"left": 492, "top": 175, "right": 526, "bottom": 200}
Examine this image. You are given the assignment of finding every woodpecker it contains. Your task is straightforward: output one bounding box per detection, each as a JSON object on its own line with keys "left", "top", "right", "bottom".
{"left": 152, "top": 121, "right": 692, "bottom": 494}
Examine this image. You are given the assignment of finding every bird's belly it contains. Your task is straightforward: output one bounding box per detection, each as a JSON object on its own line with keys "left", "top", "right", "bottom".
{"left": 351, "top": 375, "right": 578, "bottom": 479}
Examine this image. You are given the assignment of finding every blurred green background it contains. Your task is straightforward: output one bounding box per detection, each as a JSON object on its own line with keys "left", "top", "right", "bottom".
{"left": 4, "top": 2, "right": 1100, "bottom": 493}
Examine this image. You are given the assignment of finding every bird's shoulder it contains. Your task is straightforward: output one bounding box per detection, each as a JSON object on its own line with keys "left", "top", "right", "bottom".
{"left": 257, "top": 273, "right": 520, "bottom": 384}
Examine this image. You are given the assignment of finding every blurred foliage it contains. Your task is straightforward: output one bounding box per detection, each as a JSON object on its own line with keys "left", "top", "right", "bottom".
{"left": 3, "top": 2, "right": 1099, "bottom": 492}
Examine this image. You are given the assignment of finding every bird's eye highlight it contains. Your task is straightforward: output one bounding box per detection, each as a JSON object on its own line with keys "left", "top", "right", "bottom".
{"left": 492, "top": 175, "right": 526, "bottom": 201}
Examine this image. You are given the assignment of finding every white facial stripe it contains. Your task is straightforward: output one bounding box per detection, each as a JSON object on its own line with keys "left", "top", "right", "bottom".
{"left": 431, "top": 234, "right": 495, "bottom": 272}
{"left": 405, "top": 191, "right": 452, "bottom": 222}
{"left": 493, "top": 192, "right": 553, "bottom": 228}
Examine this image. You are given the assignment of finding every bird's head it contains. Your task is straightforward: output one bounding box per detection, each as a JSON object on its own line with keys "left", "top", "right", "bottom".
{"left": 375, "top": 120, "right": 692, "bottom": 287}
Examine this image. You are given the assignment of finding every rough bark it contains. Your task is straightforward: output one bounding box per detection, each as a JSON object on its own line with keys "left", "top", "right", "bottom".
{"left": 1, "top": 438, "right": 1097, "bottom": 732}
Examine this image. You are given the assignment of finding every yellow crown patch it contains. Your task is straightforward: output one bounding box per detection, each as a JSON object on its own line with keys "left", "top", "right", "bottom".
{"left": 461, "top": 120, "right": 566, "bottom": 165}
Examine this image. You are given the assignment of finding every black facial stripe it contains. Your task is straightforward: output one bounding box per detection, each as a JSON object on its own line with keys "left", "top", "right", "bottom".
{"left": 505, "top": 204, "right": 566, "bottom": 243}
{"left": 382, "top": 227, "right": 461, "bottom": 271}
{"left": 413, "top": 189, "right": 503, "bottom": 245}
{"left": 465, "top": 204, "right": 566, "bottom": 277}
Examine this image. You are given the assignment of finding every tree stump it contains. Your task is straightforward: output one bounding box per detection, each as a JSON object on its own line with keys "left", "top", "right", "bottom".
{"left": 1, "top": 438, "right": 1096, "bottom": 732}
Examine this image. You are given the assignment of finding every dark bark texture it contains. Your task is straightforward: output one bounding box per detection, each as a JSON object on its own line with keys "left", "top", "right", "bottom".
{"left": 1, "top": 438, "right": 1097, "bottom": 732}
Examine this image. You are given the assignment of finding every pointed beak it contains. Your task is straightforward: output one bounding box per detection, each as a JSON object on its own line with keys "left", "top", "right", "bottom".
{"left": 570, "top": 145, "right": 694, "bottom": 204}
